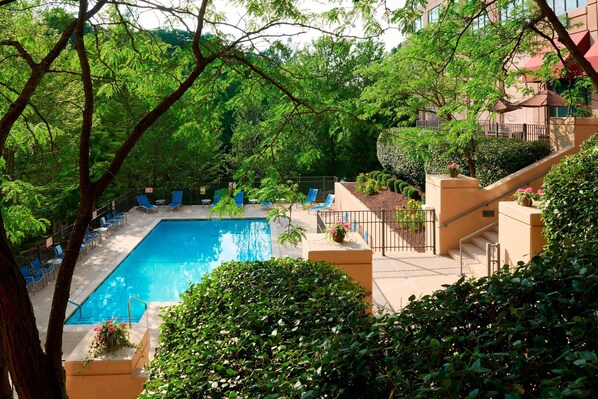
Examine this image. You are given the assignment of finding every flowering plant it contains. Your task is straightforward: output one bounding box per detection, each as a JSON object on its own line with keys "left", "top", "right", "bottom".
{"left": 513, "top": 187, "right": 543, "bottom": 206}
{"left": 325, "top": 220, "right": 350, "bottom": 240}
{"left": 87, "top": 319, "right": 137, "bottom": 359}
{"left": 447, "top": 163, "right": 461, "bottom": 176}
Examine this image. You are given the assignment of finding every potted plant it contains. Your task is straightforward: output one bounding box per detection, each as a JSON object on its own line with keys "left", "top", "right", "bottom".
{"left": 513, "top": 187, "right": 542, "bottom": 207}
{"left": 86, "top": 319, "right": 138, "bottom": 363}
{"left": 326, "top": 220, "right": 350, "bottom": 243}
{"left": 447, "top": 163, "right": 461, "bottom": 178}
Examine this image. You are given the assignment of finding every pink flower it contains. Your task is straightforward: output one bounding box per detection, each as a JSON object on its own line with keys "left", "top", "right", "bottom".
{"left": 448, "top": 163, "right": 457, "bottom": 169}
{"left": 105, "top": 320, "right": 112, "bottom": 325}
{"left": 343, "top": 223, "right": 350, "bottom": 229}
{"left": 524, "top": 187, "right": 533, "bottom": 193}
{"left": 94, "top": 326, "right": 100, "bottom": 332}
{"left": 331, "top": 227, "right": 337, "bottom": 234}
{"left": 108, "top": 326, "right": 115, "bottom": 333}
{"left": 537, "top": 189, "right": 543, "bottom": 195}
{"left": 516, "top": 188, "right": 525, "bottom": 193}
{"left": 121, "top": 322, "right": 127, "bottom": 327}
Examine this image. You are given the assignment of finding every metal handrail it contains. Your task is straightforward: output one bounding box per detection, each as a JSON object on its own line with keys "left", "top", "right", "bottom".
{"left": 67, "top": 299, "right": 83, "bottom": 320}
{"left": 127, "top": 296, "right": 148, "bottom": 329}
{"left": 459, "top": 221, "right": 498, "bottom": 276}
{"left": 486, "top": 242, "right": 501, "bottom": 276}
{"left": 440, "top": 169, "right": 550, "bottom": 228}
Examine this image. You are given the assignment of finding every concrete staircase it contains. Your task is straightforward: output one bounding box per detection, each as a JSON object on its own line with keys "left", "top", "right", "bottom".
{"left": 448, "top": 226, "right": 499, "bottom": 278}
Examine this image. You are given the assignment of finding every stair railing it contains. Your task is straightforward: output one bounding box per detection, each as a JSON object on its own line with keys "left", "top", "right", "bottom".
{"left": 486, "top": 242, "right": 501, "bottom": 276}
{"left": 459, "top": 221, "right": 499, "bottom": 276}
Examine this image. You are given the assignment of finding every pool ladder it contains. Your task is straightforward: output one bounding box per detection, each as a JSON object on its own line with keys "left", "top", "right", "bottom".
{"left": 127, "top": 296, "right": 148, "bottom": 329}
{"left": 68, "top": 299, "right": 83, "bottom": 319}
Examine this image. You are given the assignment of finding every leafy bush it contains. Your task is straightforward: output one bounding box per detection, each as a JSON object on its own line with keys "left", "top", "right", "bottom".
{"left": 369, "top": 170, "right": 383, "bottom": 180}
{"left": 382, "top": 242, "right": 598, "bottom": 397}
{"left": 541, "top": 133, "right": 597, "bottom": 246}
{"left": 143, "top": 259, "right": 386, "bottom": 399}
{"left": 363, "top": 180, "right": 378, "bottom": 195}
{"left": 393, "top": 179, "right": 404, "bottom": 193}
{"left": 387, "top": 178, "right": 398, "bottom": 192}
{"left": 395, "top": 199, "right": 425, "bottom": 232}
{"left": 408, "top": 189, "right": 421, "bottom": 200}
{"left": 378, "top": 129, "right": 552, "bottom": 188}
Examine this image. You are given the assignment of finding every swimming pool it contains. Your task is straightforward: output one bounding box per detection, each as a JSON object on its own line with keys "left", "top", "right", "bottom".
{"left": 66, "top": 219, "right": 271, "bottom": 325}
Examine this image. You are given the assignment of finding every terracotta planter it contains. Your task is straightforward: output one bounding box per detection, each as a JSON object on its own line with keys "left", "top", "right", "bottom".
{"left": 449, "top": 172, "right": 458, "bottom": 178}
{"left": 332, "top": 234, "right": 345, "bottom": 243}
{"left": 518, "top": 197, "right": 532, "bottom": 207}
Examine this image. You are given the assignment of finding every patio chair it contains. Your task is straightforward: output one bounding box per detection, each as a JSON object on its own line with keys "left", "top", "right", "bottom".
{"left": 168, "top": 190, "right": 183, "bottom": 210}
{"left": 302, "top": 188, "right": 318, "bottom": 207}
{"left": 111, "top": 210, "right": 127, "bottom": 226}
{"left": 308, "top": 194, "right": 335, "bottom": 213}
{"left": 234, "top": 191, "right": 244, "bottom": 207}
{"left": 105, "top": 213, "right": 121, "bottom": 231}
{"left": 261, "top": 200, "right": 273, "bottom": 210}
{"left": 31, "top": 258, "right": 53, "bottom": 282}
{"left": 20, "top": 265, "right": 45, "bottom": 293}
{"left": 211, "top": 189, "right": 225, "bottom": 207}
{"left": 136, "top": 195, "right": 158, "bottom": 213}
{"left": 85, "top": 227, "right": 101, "bottom": 247}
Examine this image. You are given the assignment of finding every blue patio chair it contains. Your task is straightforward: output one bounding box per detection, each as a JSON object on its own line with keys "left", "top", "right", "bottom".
{"left": 261, "top": 200, "right": 273, "bottom": 210}
{"left": 31, "top": 258, "right": 53, "bottom": 282}
{"left": 234, "top": 191, "right": 244, "bottom": 207}
{"left": 105, "top": 213, "right": 121, "bottom": 230}
{"left": 211, "top": 189, "right": 226, "bottom": 207}
{"left": 303, "top": 188, "right": 318, "bottom": 207}
{"left": 54, "top": 244, "right": 64, "bottom": 259}
{"left": 85, "top": 227, "right": 101, "bottom": 247}
{"left": 136, "top": 195, "right": 158, "bottom": 213}
{"left": 309, "top": 194, "right": 335, "bottom": 213}
{"left": 168, "top": 190, "right": 183, "bottom": 210}
{"left": 20, "top": 265, "right": 45, "bottom": 293}
{"left": 111, "top": 210, "right": 126, "bottom": 226}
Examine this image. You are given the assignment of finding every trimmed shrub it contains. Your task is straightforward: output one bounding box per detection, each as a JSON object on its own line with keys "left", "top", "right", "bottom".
{"left": 395, "top": 199, "right": 425, "bottom": 232}
{"left": 408, "top": 189, "right": 420, "bottom": 200}
{"left": 401, "top": 185, "right": 411, "bottom": 196}
{"left": 143, "top": 259, "right": 386, "bottom": 398}
{"left": 382, "top": 242, "right": 598, "bottom": 397}
{"left": 387, "top": 178, "right": 398, "bottom": 192}
{"left": 541, "top": 133, "right": 597, "bottom": 246}
{"left": 393, "top": 179, "right": 404, "bottom": 193}
{"left": 378, "top": 129, "right": 552, "bottom": 188}
{"left": 369, "top": 170, "right": 383, "bottom": 180}
{"left": 398, "top": 181, "right": 409, "bottom": 192}
{"left": 379, "top": 173, "right": 392, "bottom": 186}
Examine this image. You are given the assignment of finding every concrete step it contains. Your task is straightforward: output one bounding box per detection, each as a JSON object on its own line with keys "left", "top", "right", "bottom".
{"left": 467, "top": 262, "right": 488, "bottom": 278}
{"left": 471, "top": 236, "right": 494, "bottom": 252}
{"left": 482, "top": 231, "right": 498, "bottom": 243}
{"left": 462, "top": 242, "right": 487, "bottom": 264}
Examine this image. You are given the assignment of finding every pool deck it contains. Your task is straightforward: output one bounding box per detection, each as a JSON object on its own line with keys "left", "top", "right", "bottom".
{"left": 28, "top": 204, "right": 461, "bottom": 360}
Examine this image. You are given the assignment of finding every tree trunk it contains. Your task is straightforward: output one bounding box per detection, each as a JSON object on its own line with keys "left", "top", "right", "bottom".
{"left": 0, "top": 322, "right": 14, "bottom": 398}
{"left": 0, "top": 222, "right": 64, "bottom": 398}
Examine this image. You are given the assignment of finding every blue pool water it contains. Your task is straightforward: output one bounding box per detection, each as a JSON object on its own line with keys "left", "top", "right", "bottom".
{"left": 66, "top": 219, "right": 271, "bottom": 325}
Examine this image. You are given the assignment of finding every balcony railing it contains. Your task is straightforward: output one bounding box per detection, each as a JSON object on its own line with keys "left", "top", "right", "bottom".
{"left": 416, "top": 120, "right": 550, "bottom": 143}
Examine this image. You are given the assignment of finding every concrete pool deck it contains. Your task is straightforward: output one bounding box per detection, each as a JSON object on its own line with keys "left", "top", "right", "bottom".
{"left": 28, "top": 204, "right": 461, "bottom": 359}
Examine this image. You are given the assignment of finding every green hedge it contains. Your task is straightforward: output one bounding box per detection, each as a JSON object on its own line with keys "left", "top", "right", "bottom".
{"left": 382, "top": 242, "right": 598, "bottom": 397}
{"left": 541, "top": 132, "right": 597, "bottom": 246}
{"left": 378, "top": 129, "right": 552, "bottom": 188}
{"left": 142, "top": 259, "right": 385, "bottom": 398}
{"left": 143, "top": 246, "right": 598, "bottom": 398}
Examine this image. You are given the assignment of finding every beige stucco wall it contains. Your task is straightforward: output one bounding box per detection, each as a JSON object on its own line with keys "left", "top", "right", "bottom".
{"left": 65, "top": 328, "right": 149, "bottom": 399}
{"left": 303, "top": 232, "right": 372, "bottom": 305}
{"left": 499, "top": 202, "right": 546, "bottom": 266}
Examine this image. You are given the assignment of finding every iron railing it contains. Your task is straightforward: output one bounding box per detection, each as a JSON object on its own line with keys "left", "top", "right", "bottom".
{"left": 416, "top": 120, "right": 550, "bottom": 143}
{"left": 317, "top": 209, "right": 436, "bottom": 255}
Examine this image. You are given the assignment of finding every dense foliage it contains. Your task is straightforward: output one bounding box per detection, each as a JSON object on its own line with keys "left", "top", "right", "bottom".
{"left": 383, "top": 242, "right": 598, "bottom": 398}
{"left": 378, "top": 129, "right": 552, "bottom": 188}
{"left": 143, "top": 259, "right": 385, "bottom": 398}
{"left": 144, "top": 244, "right": 598, "bottom": 398}
{"left": 541, "top": 133, "right": 597, "bottom": 246}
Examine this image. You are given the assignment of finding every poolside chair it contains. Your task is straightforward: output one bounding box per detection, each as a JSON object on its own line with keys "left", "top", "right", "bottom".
{"left": 234, "top": 191, "right": 244, "bottom": 207}
{"left": 31, "top": 258, "right": 53, "bottom": 282}
{"left": 261, "top": 200, "right": 273, "bottom": 210}
{"left": 136, "top": 195, "right": 158, "bottom": 213}
{"left": 85, "top": 227, "right": 101, "bottom": 247}
{"left": 211, "top": 189, "right": 225, "bottom": 207}
{"left": 302, "top": 188, "right": 318, "bottom": 207}
{"left": 309, "top": 194, "right": 335, "bottom": 213}
{"left": 106, "top": 213, "right": 121, "bottom": 231}
{"left": 54, "top": 244, "right": 64, "bottom": 259}
{"left": 111, "top": 210, "right": 127, "bottom": 226}
{"left": 168, "top": 190, "right": 183, "bottom": 210}
{"left": 20, "top": 265, "right": 45, "bottom": 293}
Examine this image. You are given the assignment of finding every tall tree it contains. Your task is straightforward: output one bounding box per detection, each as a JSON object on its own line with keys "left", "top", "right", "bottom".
{"left": 0, "top": 1, "right": 380, "bottom": 397}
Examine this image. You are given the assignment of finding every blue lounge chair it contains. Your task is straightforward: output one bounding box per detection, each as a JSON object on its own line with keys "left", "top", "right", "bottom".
{"left": 85, "top": 227, "right": 101, "bottom": 247}
{"left": 136, "top": 195, "right": 158, "bottom": 213}
{"left": 168, "top": 190, "right": 183, "bottom": 210}
{"left": 234, "top": 191, "right": 244, "bottom": 207}
{"left": 211, "top": 189, "right": 225, "bottom": 207}
{"left": 101, "top": 216, "right": 118, "bottom": 233}
{"left": 31, "top": 258, "right": 53, "bottom": 282}
{"left": 105, "top": 213, "right": 121, "bottom": 230}
{"left": 303, "top": 188, "right": 318, "bottom": 207}
{"left": 261, "top": 200, "right": 273, "bottom": 210}
{"left": 20, "top": 265, "right": 45, "bottom": 292}
{"left": 54, "top": 244, "right": 64, "bottom": 259}
{"left": 309, "top": 194, "right": 335, "bottom": 213}
{"left": 111, "top": 210, "right": 126, "bottom": 226}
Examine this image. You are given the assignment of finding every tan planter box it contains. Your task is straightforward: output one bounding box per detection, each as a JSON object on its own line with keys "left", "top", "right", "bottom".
{"left": 64, "top": 327, "right": 149, "bottom": 399}
{"left": 499, "top": 201, "right": 546, "bottom": 266}
{"left": 303, "top": 232, "right": 372, "bottom": 305}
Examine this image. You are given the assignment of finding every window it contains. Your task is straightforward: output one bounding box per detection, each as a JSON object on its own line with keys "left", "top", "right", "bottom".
{"left": 472, "top": 14, "right": 488, "bottom": 31}
{"left": 501, "top": 0, "right": 525, "bottom": 20}
{"left": 414, "top": 15, "right": 423, "bottom": 32}
{"left": 550, "top": 0, "right": 587, "bottom": 15}
{"left": 428, "top": 6, "right": 440, "bottom": 24}
{"left": 549, "top": 78, "right": 591, "bottom": 117}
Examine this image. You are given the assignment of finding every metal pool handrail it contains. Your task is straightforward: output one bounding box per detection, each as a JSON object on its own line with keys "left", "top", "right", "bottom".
{"left": 67, "top": 299, "right": 83, "bottom": 320}
{"left": 127, "top": 296, "right": 148, "bottom": 329}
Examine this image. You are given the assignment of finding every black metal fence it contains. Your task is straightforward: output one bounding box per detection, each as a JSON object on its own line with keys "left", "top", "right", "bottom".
{"left": 317, "top": 209, "right": 436, "bottom": 255}
{"left": 416, "top": 120, "right": 550, "bottom": 143}
{"left": 14, "top": 176, "right": 338, "bottom": 267}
